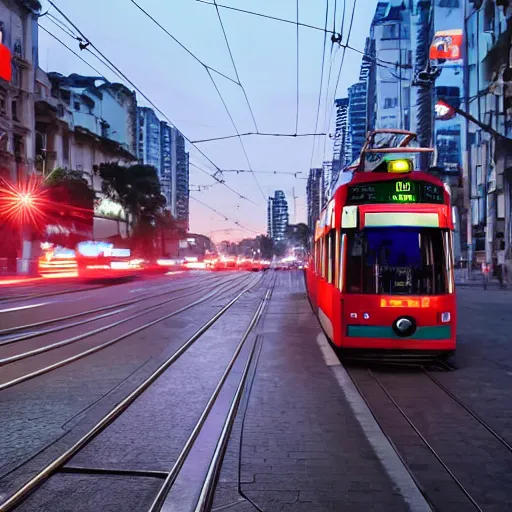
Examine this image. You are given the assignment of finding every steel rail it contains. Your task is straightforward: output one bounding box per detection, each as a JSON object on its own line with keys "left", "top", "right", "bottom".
{"left": 0, "top": 273, "right": 224, "bottom": 337}
{"left": 0, "top": 274, "right": 258, "bottom": 392}
{"left": 0, "top": 276, "right": 242, "bottom": 363}
{"left": 0, "top": 274, "right": 230, "bottom": 346}
{"left": 344, "top": 366, "right": 434, "bottom": 509}
{"left": 194, "top": 279, "right": 274, "bottom": 512}
{"left": 148, "top": 277, "right": 273, "bottom": 511}
{"left": 368, "top": 369, "right": 483, "bottom": 512}
{"left": 0, "top": 275, "right": 262, "bottom": 512}
{"left": 0, "top": 283, "right": 109, "bottom": 304}
{"left": 422, "top": 368, "right": 512, "bottom": 454}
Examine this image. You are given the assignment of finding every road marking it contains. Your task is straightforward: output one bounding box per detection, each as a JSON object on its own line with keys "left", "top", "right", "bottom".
{"left": 0, "top": 302, "right": 49, "bottom": 314}
{"left": 315, "top": 333, "right": 432, "bottom": 512}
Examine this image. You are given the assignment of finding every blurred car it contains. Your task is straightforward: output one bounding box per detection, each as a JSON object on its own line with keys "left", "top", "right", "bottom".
{"left": 209, "top": 255, "right": 237, "bottom": 270}
{"left": 75, "top": 241, "right": 140, "bottom": 280}
{"left": 38, "top": 246, "right": 78, "bottom": 277}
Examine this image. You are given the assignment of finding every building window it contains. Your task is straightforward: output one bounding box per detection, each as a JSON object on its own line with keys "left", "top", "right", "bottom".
{"left": 384, "top": 97, "right": 398, "bottom": 109}
{"left": 13, "top": 135, "right": 24, "bottom": 162}
{"left": 11, "top": 100, "right": 18, "bottom": 121}
{"left": 0, "top": 88, "right": 6, "bottom": 116}
{"left": 11, "top": 63, "right": 20, "bottom": 87}
{"left": 437, "top": 0, "right": 459, "bottom": 7}
{"left": 74, "top": 101, "right": 80, "bottom": 111}
{"left": 382, "top": 24, "right": 398, "bottom": 40}
{"left": 13, "top": 39, "right": 22, "bottom": 58}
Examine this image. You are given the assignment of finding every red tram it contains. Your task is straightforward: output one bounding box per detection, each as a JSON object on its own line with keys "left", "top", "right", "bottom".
{"left": 306, "top": 130, "right": 456, "bottom": 359}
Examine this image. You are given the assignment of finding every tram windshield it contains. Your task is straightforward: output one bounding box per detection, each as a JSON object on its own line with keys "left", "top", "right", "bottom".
{"left": 346, "top": 227, "right": 450, "bottom": 295}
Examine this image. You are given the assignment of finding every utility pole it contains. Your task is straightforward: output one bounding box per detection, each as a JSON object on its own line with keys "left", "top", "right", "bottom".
{"left": 413, "top": 0, "right": 436, "bottom": 169}
{"left": 291, "top": 186, "right": 298, "bottom": 225}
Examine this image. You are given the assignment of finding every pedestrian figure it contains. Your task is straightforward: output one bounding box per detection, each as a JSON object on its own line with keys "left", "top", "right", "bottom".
{"left": 482, "top": 261, "right": 490, "bottom": 290}
{"left": 497, "top": 248, "right": 506, "bottom": 288}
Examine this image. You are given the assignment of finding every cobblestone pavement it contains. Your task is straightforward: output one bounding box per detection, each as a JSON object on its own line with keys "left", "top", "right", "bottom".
{"left": 213, "top": 272, "right": 411, "bottom": 512}
{"left": 213, "top": 278, "right": 512, "bottom": 512}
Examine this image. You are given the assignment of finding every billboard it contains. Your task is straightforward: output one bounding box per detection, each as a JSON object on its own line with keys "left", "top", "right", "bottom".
{"left": 429, "top": 30, "right": 463, "bottom": 66}
{"left": 0, "top": 29, "right": 11, "bottom": 82}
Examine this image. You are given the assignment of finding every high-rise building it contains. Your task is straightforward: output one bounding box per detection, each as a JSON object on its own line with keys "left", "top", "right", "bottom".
{"left": 332, "top": 98, "right": 351, "bottom": 176}
{"left": 307, "top": 168, "right": 323, "bottom": 231}
{"left": 160, "top": 121, "right": 175, "bottom": 210}
{"left": 138, "top": 106, "right": 161, "bottom": 175}
{"left": 322, "top": 161, "right": 333, "bottom": 203}
{"left": 464, "top": 0, "right": 512, "bottom": 266}
{"left": 175, "top": 131, "right": 190, "bottom": 228}
{"left": 348, "top": 81, "right": 368, "bottom": 161}
{"left": 366, "top": 2, "right": 412, "bottom": 132}
{"left": 267, "top": 190, "right": 289, "bottom": 242}
{"left": 158, "top": 122, "right": 189, "bottom": 227}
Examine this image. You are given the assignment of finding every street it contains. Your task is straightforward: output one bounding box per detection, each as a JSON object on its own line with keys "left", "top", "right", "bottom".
{"left": 0, "top": 272, "right": 512, "bottom": 511}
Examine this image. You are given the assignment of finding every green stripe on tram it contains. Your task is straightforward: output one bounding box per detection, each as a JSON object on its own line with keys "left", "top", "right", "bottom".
{"left": 347, "top": 325, "right": 451, "bottom": 340}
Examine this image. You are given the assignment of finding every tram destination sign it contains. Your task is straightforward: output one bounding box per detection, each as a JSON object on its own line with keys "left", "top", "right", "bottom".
{"left": 346, "top": 181, "right": 444, "bottom": 205}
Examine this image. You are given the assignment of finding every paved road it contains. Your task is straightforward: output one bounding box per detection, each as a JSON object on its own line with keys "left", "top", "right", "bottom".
{"left": 0, "top": 272, "right": 511, "bottom": 511}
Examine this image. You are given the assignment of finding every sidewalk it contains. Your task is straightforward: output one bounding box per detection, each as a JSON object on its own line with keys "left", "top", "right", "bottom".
{"left": 213, "top": 271, "right": 428, "bottom": 512}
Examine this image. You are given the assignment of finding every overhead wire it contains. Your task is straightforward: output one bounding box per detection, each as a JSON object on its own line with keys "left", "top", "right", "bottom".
{"left": 192, "top": 132, "right": 326, "bottom": 143}
{"left": 309, "top": 0, "right": 330, "bottom": 172}
{"left": 208, "top": 2, "right": 267, "bottom": 202}
{"left": 190, "top": 196, "right": 260, "bottom": 234}
{"left": 45, "top": 1, "right": 257, "bottom": 207}
{"left": 126, "top": 0, "right": 266, "bottom": 203}
{"left": 218, "top": 170, "right": 303, "bottom": 177}
{"left": 323, "top": 0, "right": 357, "bottom": 162}
{"left": 295, "top": 0, "right": 300, "bottom": 135}
{"left": 39, "top": 25, "right": 104, "bottom": 76}
{"left": 212, "top": 0, "right": 258, "bottom": 132}
{"left": 128, "top": 0, "right": 238, "bottom": 85}
{"left": 195, "top": 0, "right": 407, "bottom": 70}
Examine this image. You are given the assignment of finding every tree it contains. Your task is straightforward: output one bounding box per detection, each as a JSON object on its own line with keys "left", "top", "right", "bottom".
{"left": 257, "top": 235, "right": 274, "bottom": 259}
{"left": 45, "top": 168, "right": 96, "bottom": 210}
{"left": 98, "top": 163, "right": 166, "bottom": 225}
{"left": 285, "top": 223, "right": 310, "bottom": 249}
{"left": 43, "top": 168, "right": 96, "bottom": 247}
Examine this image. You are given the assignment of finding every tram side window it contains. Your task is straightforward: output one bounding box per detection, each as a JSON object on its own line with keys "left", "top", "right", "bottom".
{"left": 321, "top": 237, "right": 327, "bottom": 279}
{"left": 315, "top": 240, "right": 321, "bottom": 275}
{"left": 327, "top": 230, "right": 336, "bottom": 284}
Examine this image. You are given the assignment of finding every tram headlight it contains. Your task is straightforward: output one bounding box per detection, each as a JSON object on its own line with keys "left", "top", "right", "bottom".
{"left": 387, "top": 159, "right": 412, "bottom": 173}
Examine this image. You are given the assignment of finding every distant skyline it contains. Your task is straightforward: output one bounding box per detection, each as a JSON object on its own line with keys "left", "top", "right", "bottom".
{"left": 38, "top": 0, "right": 376, "bottom": 241}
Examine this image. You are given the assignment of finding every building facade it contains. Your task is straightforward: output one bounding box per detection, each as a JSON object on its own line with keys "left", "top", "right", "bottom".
{"left": 137, "top": 106, "right": 161, "bottom": 176}
{"left": 306, "top": 167, "right": 322, "bottom": 231}
{"left": 348, "top": 81, "right": 368, "bottom": 161}
{"left": 267, "top": 190, "right": 289, "bottom": 242}
{"left": 0, "top": 0, "right": 41, "bottom": 273}
{"left": 368, "top": 2, "right": 413, "bottom": 132}
{"left": 37, "top": 73, "right": 139, "bottom": 242}
{"left": 160, "top": 120, "right": 174, "bottom": 212}
{"left": 175, "top": 130, "right": 189, "bottom": 228}
{"left": 332, "top": 97, "right": 350, "bottom": 176}
{"left": 464, "top": 0, "right": 512, "bottom": 269}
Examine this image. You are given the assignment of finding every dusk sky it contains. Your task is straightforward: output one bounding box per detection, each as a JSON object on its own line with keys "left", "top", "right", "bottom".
{"left": 38, "top": 0, "right": 377, "bottom": 242}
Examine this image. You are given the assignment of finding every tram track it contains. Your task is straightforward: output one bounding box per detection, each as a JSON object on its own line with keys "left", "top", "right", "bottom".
{"left": 0, "top": 273, "right": 258, "bottom": 392}
{"left": 0, "top": 282, "right": 112, "bottom": 304}
{"left": 0, "top": 271, "right": 274, "bottom": 511}
{"left": 0, "top": 273, "right": 231, "bottom": 346}
{"left": 346, "top": 364, "right": 512, "bottom": 512}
